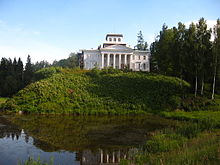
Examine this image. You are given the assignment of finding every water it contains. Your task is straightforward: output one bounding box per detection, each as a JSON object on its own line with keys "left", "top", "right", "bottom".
{"left": 0, "top": 114, "right": 174, "bottom": 165}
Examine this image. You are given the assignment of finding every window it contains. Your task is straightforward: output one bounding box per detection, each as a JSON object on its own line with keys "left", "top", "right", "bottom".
{"left": 114, "top": 38, "right": 116, "bottom": 42}
{"left": 118, "top": 38, "right": 121, "bottom": 42}
{"left": 138, "top": 55, "right": 141, "bottom": 60}
{"left": 143, "top": 63, "right": 146, "bottom": 69}
{"left": 109, "top": 38, "right": 112, "bottom": 42}
{"left": 143, "top": 56, "right": 146, "bottom": 60}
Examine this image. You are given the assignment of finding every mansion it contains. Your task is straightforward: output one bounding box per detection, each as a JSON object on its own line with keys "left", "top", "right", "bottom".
{"left": 78, "top": 34, "right": 150, "bottom": 71}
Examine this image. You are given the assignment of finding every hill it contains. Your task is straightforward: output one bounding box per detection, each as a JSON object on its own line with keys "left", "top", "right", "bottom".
{"left": 2, "top": 68, "right": 190, "bottom": 114}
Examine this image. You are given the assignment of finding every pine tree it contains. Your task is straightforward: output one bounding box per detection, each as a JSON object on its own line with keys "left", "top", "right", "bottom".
{"left": 136, "top": 31, "right": 148, "bottom": 50}
{"left": 23, "top": 55, "right": 34, "bottom": 86}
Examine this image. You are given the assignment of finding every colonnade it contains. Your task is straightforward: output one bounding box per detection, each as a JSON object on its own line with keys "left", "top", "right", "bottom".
{"left": 101, "top": 53, "right": 131, "bottom": 69}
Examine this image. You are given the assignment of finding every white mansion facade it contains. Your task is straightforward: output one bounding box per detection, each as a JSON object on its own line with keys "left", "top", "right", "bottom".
{"left": 78, "top": 34, "right": 150, "bottom": 71}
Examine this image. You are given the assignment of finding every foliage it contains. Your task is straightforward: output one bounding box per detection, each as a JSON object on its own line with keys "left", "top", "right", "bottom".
{"left": 0, "top": 57, "right": 23, "bottom": 97}
{"left": 150, "top": 18, "right": 220, "bottom": 98}
{"left": 23, "top": 55, "right": 34, "bottom": 86}
{"left": 52, "top": 52, "right": 78, "bottom": 68}
{"left": 2, "top": 69, "right": 190, "bottom": 114}
{"left": 34, "top": 67, "right": 62, "bottom": 81}
{"left": 0, "top": 98, "right": 8, "bottom": 110}
{"left": 135, "top": 30, "right": 148, "bottom": 50}
{"left": 18, "top": 157, "right": 54, "bottom": 165}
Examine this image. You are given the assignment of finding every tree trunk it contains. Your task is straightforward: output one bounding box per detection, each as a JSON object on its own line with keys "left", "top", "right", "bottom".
{"left": 212, "top": 57, "right": 217, "bottom": 100}
{"left": 201, "top": 75, "right": 204, "bottom": 95}
{"left": 195, "top": 74, "right": 198, "bottom": 97}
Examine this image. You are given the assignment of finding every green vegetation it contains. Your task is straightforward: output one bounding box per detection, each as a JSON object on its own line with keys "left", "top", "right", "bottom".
{"left": 121, "top": 131, "right": 220, "bottom": 165}
{"left": 0, "top": 97, "right": 7, "bottom": 105}
{"left": 120, "top": 117, "right": 220, "bottom": 165}
{"left": 1, "top": 68, "right": 190, "bottom": 114}
{"left": 18, "top": 157, "right": 54, "bottom": 165}
{"left": 150, "top": 18, "right": 220, "bottom": 99}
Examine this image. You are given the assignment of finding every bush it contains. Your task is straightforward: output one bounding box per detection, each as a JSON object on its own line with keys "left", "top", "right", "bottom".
{"left": 5, "top": 69, "right": 190, "bottom": 114}
{"left": 34, "top": 67, "right": 62, "bottom": 81}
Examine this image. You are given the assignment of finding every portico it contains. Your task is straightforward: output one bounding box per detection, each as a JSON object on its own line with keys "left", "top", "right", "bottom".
{"left": 102, "top": 53, "right": 131, "bottom": 69}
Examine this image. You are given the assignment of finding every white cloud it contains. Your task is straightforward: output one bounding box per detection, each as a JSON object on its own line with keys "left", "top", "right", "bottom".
{"left": 185, "top": 20, "right": 216, "bottom": 29}
{"left": 185, "top": 20, "right": 217, "bottom": 41}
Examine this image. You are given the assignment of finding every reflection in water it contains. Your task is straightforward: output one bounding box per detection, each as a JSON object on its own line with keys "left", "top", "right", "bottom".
{"left": 77, "top": 148, "right": 138, "bottom": 165}
{"left": 0, "top": 114, "right": 174, "bottom": 165}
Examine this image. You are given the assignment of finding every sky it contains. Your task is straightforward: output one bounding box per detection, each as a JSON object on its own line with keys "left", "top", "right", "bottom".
{"left": 0, "top": 0, "right": 219, "bottom": 63}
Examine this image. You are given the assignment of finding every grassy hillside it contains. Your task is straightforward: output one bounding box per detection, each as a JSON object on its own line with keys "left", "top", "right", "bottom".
{"left": 2, "top": 68, "right": 190, "bottom": 114}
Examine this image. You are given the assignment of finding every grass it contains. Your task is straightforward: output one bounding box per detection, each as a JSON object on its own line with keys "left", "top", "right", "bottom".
{"left": 121, "top": 131, "right": 220, "bottom": 165}
{"left": 121, "top": 109, "right": 220, "bottom": 165}
{"left": 161, "top": 110, "right": 220, "bottom": 127}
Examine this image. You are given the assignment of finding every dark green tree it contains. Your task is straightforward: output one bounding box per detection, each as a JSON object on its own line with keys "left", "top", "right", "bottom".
{"left": 23, "top": 55, "right": 34, "bottom": 86}
{"left": 136, "top": 31, "right": 148, "bottom": 50}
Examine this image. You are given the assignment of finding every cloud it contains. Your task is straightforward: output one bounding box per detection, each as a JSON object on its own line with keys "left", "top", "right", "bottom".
{"left": 185, "top": 20, "right": 216, "bottom": 29}
{"left": 185, "top": 19, "right": 217, "bottom": 41}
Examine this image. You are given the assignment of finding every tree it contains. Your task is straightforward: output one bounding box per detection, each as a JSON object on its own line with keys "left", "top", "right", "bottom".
{"left": 172, "top": 22, "right": 186, "bottom": 81}
{"left": 136, "top": 31, "right": 148, "bottom": 50}
{"left": 52, "top": 53, "right": 78, "bottom": 68}
{"left": 184, "top": 23, "right": 200, "bottom": 97}
{"left": 17, "top": 58, "right": 24, "bottom": 89}
{"left": 150, "top": 24, "right": 175, "bottom": 75}
{"left": 33, "top": 60, "right": 50, "bottom": 72}
{"left": 212, "top": 19, "right": 220, "bottom": 99}
{"left": 196, "top": 18, "right": 212, "bottom": 95}
{"left": 23, "top": 55, "right": 34, "bottom": 86}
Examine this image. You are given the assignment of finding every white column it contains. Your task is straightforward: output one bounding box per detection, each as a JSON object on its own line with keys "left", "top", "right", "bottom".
{"left": 113, "top": 54, "right": 115, "bottom": 68}
{"left": 125, "top": 54, "right": 127, "bottom": 66}
{"left": 101, "top": 54, "right": 104, "bottom": 69}
{"left": 128, "top": 54, "right": 131, "bottom": 69}
{"left": 107, "top": 54, "right": 110, "bottom": 67}
{"left": 119, "top": 54, "right": 121, "bottom": 69}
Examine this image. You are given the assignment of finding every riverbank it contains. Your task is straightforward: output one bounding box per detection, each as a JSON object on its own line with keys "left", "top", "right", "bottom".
{"left": 121, "top": 109, "right": 220, "bottom": 164}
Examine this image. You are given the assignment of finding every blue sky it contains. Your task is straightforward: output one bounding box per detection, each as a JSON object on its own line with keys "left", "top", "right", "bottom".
{"left": 0, "top": 0, "right": 219, "bottom": 62}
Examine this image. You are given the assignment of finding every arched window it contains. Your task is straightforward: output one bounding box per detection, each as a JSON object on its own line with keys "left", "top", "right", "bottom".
{"left": 109, "top": 38, "right": 112, "bottom": 42}
{"left": 114, "top": 38, "right": 116, "bottom": 42}
{"left": 118, "top": 38, "right": 121, "bottom": 42}
{"left": 143, "top": 63, "right": 146, "bottom": 69}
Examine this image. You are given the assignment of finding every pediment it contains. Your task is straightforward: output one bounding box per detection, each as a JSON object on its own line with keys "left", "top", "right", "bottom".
{"left": 101, "top": 45, "right": 133, "bottom": 51}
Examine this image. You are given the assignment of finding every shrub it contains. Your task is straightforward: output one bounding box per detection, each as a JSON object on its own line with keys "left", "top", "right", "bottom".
{"left": 5, "top": 69, "right": 190, "bottom": 114}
